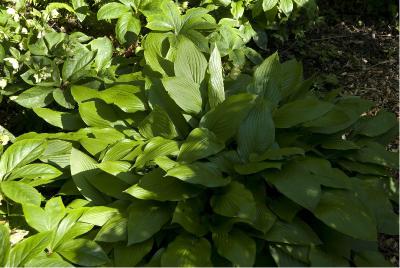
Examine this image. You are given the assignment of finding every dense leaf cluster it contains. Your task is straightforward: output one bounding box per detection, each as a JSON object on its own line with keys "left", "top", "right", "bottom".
{"left": 0, "top": 0, "right": 398, "bottom": 267}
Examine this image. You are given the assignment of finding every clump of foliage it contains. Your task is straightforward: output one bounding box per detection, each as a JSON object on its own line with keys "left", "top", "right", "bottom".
{"left": 0, "top": 0, "right": 398, "bottom": 267}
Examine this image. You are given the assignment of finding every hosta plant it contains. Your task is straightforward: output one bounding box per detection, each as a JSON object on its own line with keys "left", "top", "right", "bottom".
{"left": 1, "top": 37, "right": 398, "bottom": 267}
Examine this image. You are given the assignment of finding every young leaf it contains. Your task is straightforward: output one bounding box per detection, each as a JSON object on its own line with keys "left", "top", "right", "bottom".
{"left": 116, "top": 13, "right": 141, "bottom": 44}
{"left": 90, "top": 37, "right": 113, "bottom": 71}
{"left": 208, "top": 45, "right": 225, "bottom": 108}
{"left": 97, "top": 2, "right": 130, "bottom": 20}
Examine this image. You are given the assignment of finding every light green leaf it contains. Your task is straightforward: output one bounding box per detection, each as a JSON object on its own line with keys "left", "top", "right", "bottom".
{"left": 90, "top": 37, "right": 113, "bottom": 71}
{"left": 237, "top": 98, "right": 275, "bottom": 160}
{"left": 34, "top": 108, "right": 84, "bottom": 130}
{"left": 95, "top": 214, "right": 127, "bottom": 242}
{"left": 264, "top": 218, "right": 321, "bottom": 245}
{"left": 8, "top": 163, "right": 62, "bottom": 181}
{"left": 135, "top": 137, "right": 179, "bottom": 168}
{"left": 52, "top": 88, "right": 75, "bottom": 109}
{"left": 138, "top": 106, "right": 179, "bottom": 139}
{"left": 62, "top": 50, "right": 95, "bottom": 81}
{"left": 161, "top": 234, "right": 212, "bottom": 267}
{"left": 313, "top": 190, "right": 377, "bottom": 241}
{"left": 174, "top": 38, "right": 207, "bottom": 84}
{"left": 279, "top": 0, "right": 293, "bottom": 15}
{"left": 263, "top": 0, "right": 279, "bottom": 11}
{"left": 211, "top": 181, "right": 256, "bottom": 221}
{"left": 80, "top": 206, "right": 118, "bottom": 226}
{"left": 78, "top": 100, "right": 125, "bottom": 128}
{"left": 213, "top": 229, "right": 256, "bottom": 267}
{"left": 57, "top": 239, "right": 108, "bottom": 266}
{"left": 11, "top": 86, "right": 54, "bottom": 108}
{"left": 178, "top": 128, "right": 224, "bottom": 163}
{"left": 252, "top": 52, "right": 280, "bottom": 103}
{"left": 7, "top": 232, "right": 52, "bottom": 267}
{"left": 0, "top": 224, "right": 10, "bottom": 266}
{"left": 97, "top": 2, "right": 130, "bottom": 20}
{"left": 125, "top": 168, "right": 202, "bottom": 201}
{"left": 0, "top": 139, "right": 46, "bottom": 179}
{"left": 166, "top": 162, "right": 230, "bottom": 187}
{"left": 162, "top": 76, "right": 202, "bottom": 115}
{"left": 200, "top": 93, "right": 255, "bottom": 142}
{"left": 116, "top": 13, "right": 141, "bottom": 44}
{"left": 127, "top": 200, "right": 172, "bottom": 245}
{"left": 1, "top": 181, "right": 42, "bottom": 206}
{"left": 100, "top": 85, "right": 146, "bottom": 113}
{"left": 208, "top": 45, "right": 225, "bottom": 108}
{"left": 274, "top": 98, "right": 334, "bottom": 128}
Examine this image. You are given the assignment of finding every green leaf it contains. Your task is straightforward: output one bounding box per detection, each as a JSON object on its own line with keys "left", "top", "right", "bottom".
{"left": 353, "top": 250, "right": 393, "bottom": 267}
{"left": 313, "top": 189, "right": 377, "bottom": 241}
{"left": 162, "top": 76, "right": 202, "bottom": 115}
{"left": 250, "top": 147, "right": 304, "bottom": 161}
{"left": 138, "top": 106, "right": 179, "bottom": 139}
{"left": 25, "top": 254, "right": 74, "bottom": 267}
{"left": 213, "top": 229, "right": 256, "bottom": 267}
{"left": 127, "top": 200, "right": 172, "bottom": 245}
{"left": 125, "top": 168, "right": 202, "bottom": 201}
{"left": 263, "top": 0, "right": 279, "bottom": 11}
{"left": 62, "top": 50, "right": 95, "bottom": 81}
{"left": 100, "top": 85, "right": 146, "bottom": 113}
{"left": 95, "top": 214, "right": 127, "bottom": 242}
{"left": 1, "top": 181, "right": 42, "bottom": 206}
{"left": 0, "top": 224, "right": 10, "bottom": 266}
{"left": 34, "top": 108, "right": 84, "bottom": 130}
{"left": 211, "top": 181, "right": 256, "bottom": 221}
{"left": 200, "top": 93, "right": 255, "bottom": 142}
{"left": 114, "top": 239, "right": 153, "bottom": 267}
{"left": 97, "top": 2, "right": 130, "bottom": 20}
{"left": 11, "top": 86, "right": 54, "bottom": 108}
{"left": 90, "top": 37, "right": 113, "bottom": 71}
{"left": 80, "top": 206, "right": 118, "bottom": 226}
{"left": 351, "top": 142, "right": 398, "bottom": 169}
{"left": 0, "top": 139, "right": 46, "bottom": 179}
{"left": 208, "top": 45, "right": 225, "bottom": 108}
{"left": 172, "top": 198, "right": 208, "bottom": 236}
{"left": 174, "top": 38, "right": 207, "bottom": 84}
{"left": 7, "top": 232, "right": 52, "bottom": 267}
{"left": 52, "top": 88, "right": 75, "bottom": 109}
{"left": 264, "top": 218, "right": 321, "bottom": 245}
{"left": 161, "top": 234, "right": 212, "bottom": 267}
{"left": 57, "top": 239, "right": 108, "bottom": 266}
{"left": 8, "top": 163, "right": 62, "bottom": 181}
{"left": 355, "top": 110, "right": 397, "bottom": 137}
{"left": 166, "top": 162, "right": 230, "bottom": 187}
{"left": 279, "top": 0, "right": 293, "bottom": 15}
{"left": 252, "top": 52, "right": 280, "bottom": 103}
{"left": 135, "top": 137, "right": 179, "bottom": 168}
{"left": 78, "top": 100, "right": 125, "bottom": 128}
{"left": 274, "top": 98, "right": 334, "bottom": 128}
{"left": 70, "top": 148, "right": 110, "bottom": 204}
{"left": 234, "top": 161, "right": 282, "bottom": 175}
{"left": 116, "top": 13, "right": 141, "bottom": 44}
{"left": 269, "top": 244, "right": 306, "bottom": 267}
{"left": 237, "top": 98, "right": 275, "bottom": 160}
{"left": 178, "top": 128, "right": 224, "bottom": 163}
{"left": 309, "top": 247, "right": 349, "bottom": 267}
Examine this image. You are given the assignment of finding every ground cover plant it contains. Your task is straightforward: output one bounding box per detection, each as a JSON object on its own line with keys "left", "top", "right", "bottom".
{"left": 0, "top": 0, "right": 398, "bottom": 267}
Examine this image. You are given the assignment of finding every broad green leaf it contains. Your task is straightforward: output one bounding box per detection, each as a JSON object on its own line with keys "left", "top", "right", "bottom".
{"left": 321, "top": 139, "right": 360, "bottom": 150}
{"left": 234, "top": 161, "right": 282, "bottom": 175}
{"left": 1, "top": 181, "right": 42, "bottom": 206}
{"left": 57, "top": 239, "right": 108, "bottom": 266}
{"left": 127, "top": 200, "right": 172, "bottom": 245}
{"left": 102, "top": 139, "right": 141, "bottom": 162}
{"left": 162, "top": 76, "right": 202, "bottom": 115}
{"left": 309, "top": 247, "right": 349, "bottom": 267}
{"left": 269, "top": 244, "right": 306, "bottom": 267}
{"left": 7, "top": 232, "right": 52, "bottom": 267}
{"left": 0, "top": 224, "right": 10, "bottom": 266}
{"left": 95, "top": 214, "right": 127, "bottom": 242}
{"left": 166, "top": 162, "right": 230, "bottom": 187}
{"left": 355, "top": 110, "right": 397, "bottom": 137}
{"left": 161, "top": 234, "right": 212, "bottom": 267}
{"left": 114, "top": 239, "right": 153, "bottom": 267}
{"left": 0, "top": 139, "right": 46, "bottom": 179}
{"left": 100, "top": 85, "right": 146, "bottom": 113}
{"left": 200, "top": 93, "right": 255, "bottom": 142}
{"left": 213, "top": 229, "right": 256, "bottom": 267}
{"left": 237, "top": 98, "right": 275, "bottom": 160}
{"left": 25, "top": 254, "right": 74, "bottom": 267}
{"left": 174, "top": 38, "right": 207, "bottom": 84}
{"left": 263, "top": 0, "right": 279, "bottom": 11}
{"left": 52, "top": 88, "right": 75, "bottom": 109}
{"left": 116, "top": 13, "right": 141, "bottom": 44}
{"left": 138, "top": 106, "right": 179, "bottom": 139}
{"left": 135, "top": 137, "right": 179, "bottom": 168}
{"left": 313, "top": 190, "right": 377, "bottom": 241}
{"left": 353, "top": 250, "right": 393, "bottom": 267}
{"left": 90, "top": 37, "right": 113, "bottom": 71}
{"left": 80, "top": 206, "right": 118, "bottom": 226}
{"left": 279, "top": 0, "right": 293, "bottom": 15}
{"left": 251, "top": 147, "right": 304, "bottom": 161}
{"left": 62, "top": 50, "right": 95, "bottom": 81}
{"left": 11, "top": 86, "right": 54, "bottom": 108}
{"left": 208, "top": 45, "right": 225, "bottom": 108}
{"left": 70, "top": 148, "right": 110, "bottom": 204}
{"left": 264, "top": 218, "right": 321, "bottom": 245}
{"left": 211, "top": 181, "right": 256, "bottom": 221}
{"left": 125, "top": 168, "right": 202, "bottom": 201}
{"left": 97, "top": 2, "right": 130, "bottom": 20}
{"left": 274, "top": 98, "right": 334, "bottom": 128}
{"left": 178, "top": 128, "right": 224, "bottom": 163}
{"left": 172, "top": 198, "right": 208, "bottom": 236}
{"left": 34, "top": 108, "right": 84, "bottom": 130}
{"left": 8, "top": 163, "right": 62, "bottom": 181}
{"left": 351, "top": 142, "right": 398, "bottom": 169}
{"left": 252, "top": 52, "right": 280, "bottom": 103}
{"left": 78, "top": 100, "right": 126, "bottom": 128}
